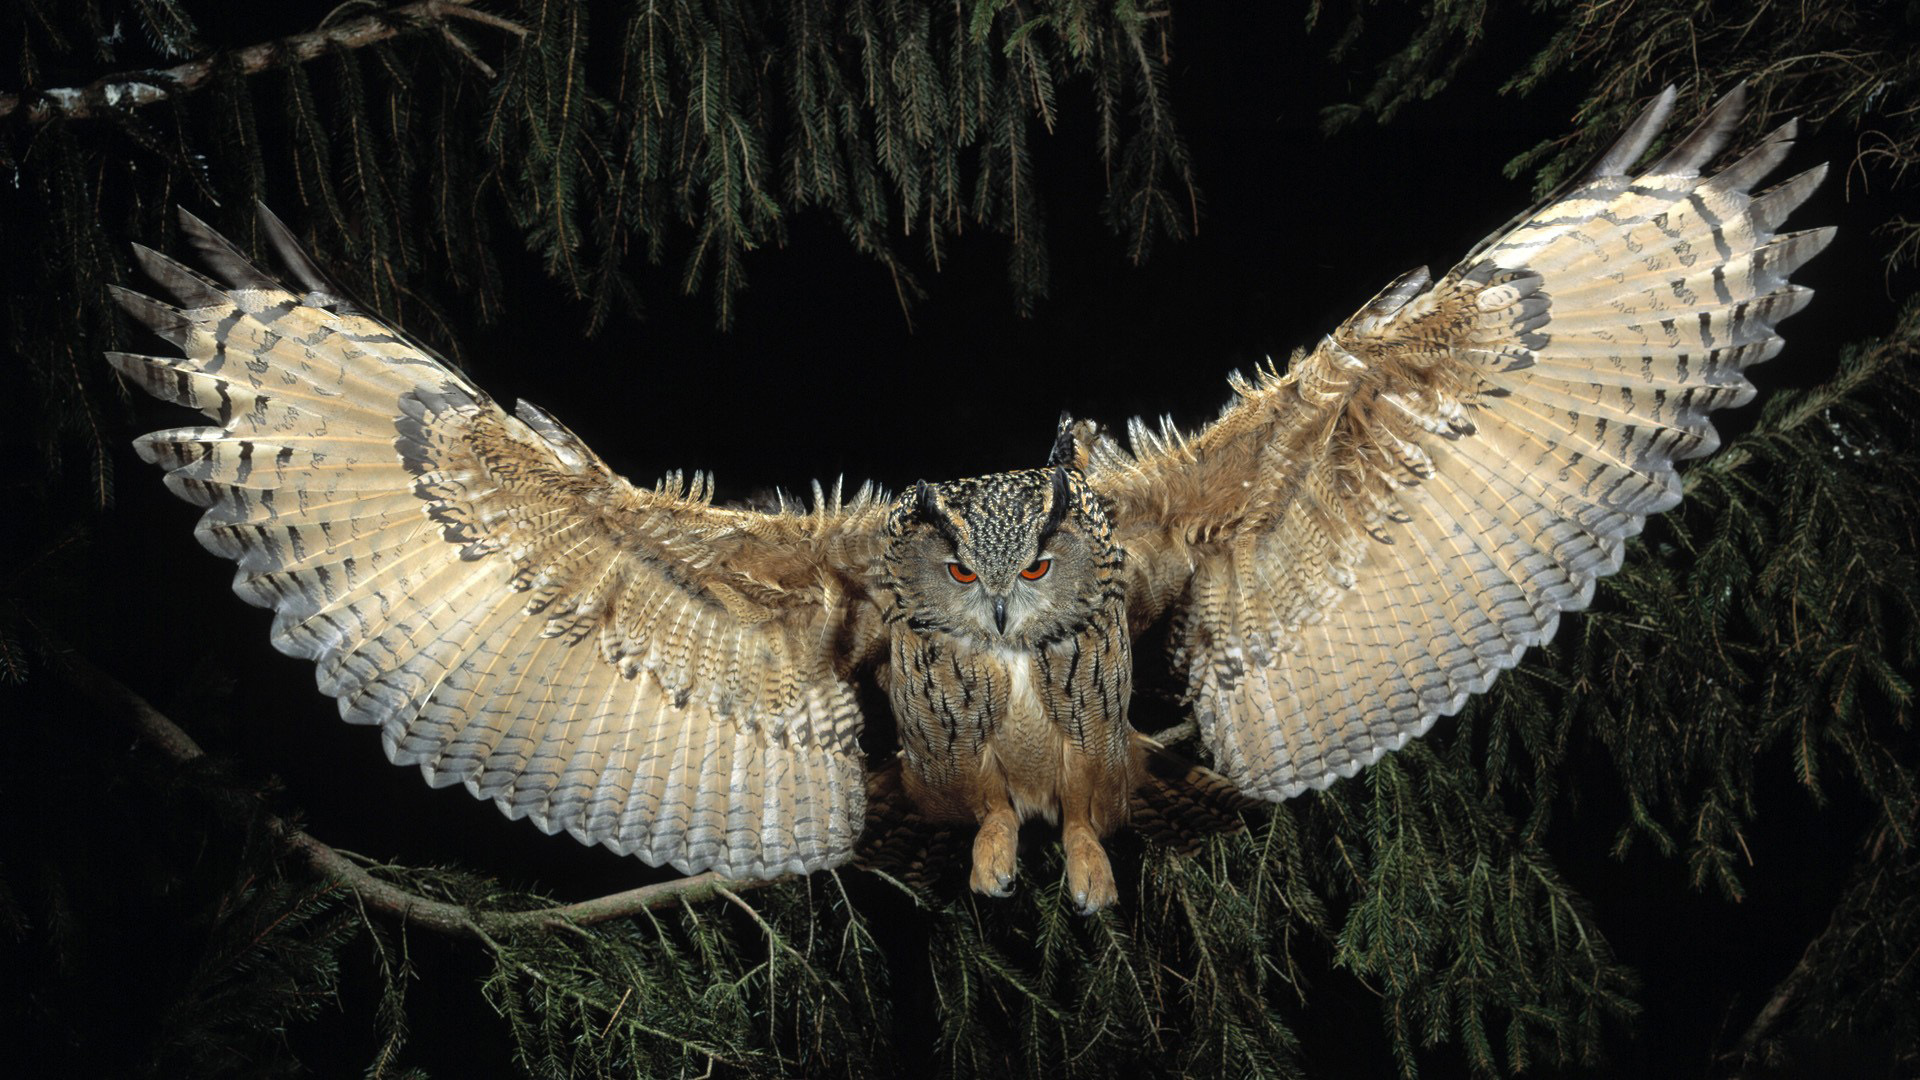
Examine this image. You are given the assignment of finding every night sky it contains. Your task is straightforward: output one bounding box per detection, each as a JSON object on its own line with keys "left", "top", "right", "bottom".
{"left": 11, "top": 1, "right": 1906, "bottom": 1074}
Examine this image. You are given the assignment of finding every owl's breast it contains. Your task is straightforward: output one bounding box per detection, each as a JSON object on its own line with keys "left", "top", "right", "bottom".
{"left": 886, "top": 631, "right": 1005, "bottom": 781}
{"left": 887, "top": 601, "right": 1133, "bottom": 822}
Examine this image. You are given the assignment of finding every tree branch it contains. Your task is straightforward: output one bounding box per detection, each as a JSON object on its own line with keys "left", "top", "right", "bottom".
{"left": 0, "top": 0, "right": 527, "bottom": 124}
{"left": 1717, "top": 903, "right": 1828, "bottom": 1069}
{"left": 1148, "top": 720, "right": 1198, "bottom": 747}
{"left": 53, "top": 647, "right": 784, "bottom": 937}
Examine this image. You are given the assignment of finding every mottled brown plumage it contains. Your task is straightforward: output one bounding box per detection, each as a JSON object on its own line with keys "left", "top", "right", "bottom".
{"left": 111, "top": 85, "right": 1829, "bottom": 911}
{"left": 880, "top": 468, "right": 1136, "bottom": 908}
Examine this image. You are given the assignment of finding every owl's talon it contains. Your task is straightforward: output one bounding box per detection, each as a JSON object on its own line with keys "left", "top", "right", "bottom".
{"left": 1063, "top": 827, "right": 1118, "bottom": 914}
{"left": 970, "top": 812, "right": 1020, "bottom": 897}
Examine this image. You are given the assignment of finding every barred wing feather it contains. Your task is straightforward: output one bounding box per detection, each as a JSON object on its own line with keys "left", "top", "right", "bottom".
{"left": 113, "top": 207, "right": 889, "bottom": 876}
{"left": 1101, "top": 86, "right": 1831, "bottom": 800}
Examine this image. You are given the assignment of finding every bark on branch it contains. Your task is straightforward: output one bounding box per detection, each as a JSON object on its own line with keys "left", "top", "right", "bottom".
{"left": 55, "top": 648, "right": 783, "bottom": 938}
{"left": 1716, "top": 912, "right": 1821, "bottom": 1070}
{"left": 0, "top": 0, "right": 527, "bottom": 124}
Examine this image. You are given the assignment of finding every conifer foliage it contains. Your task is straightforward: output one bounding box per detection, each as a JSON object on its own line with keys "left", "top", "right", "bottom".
{"left": 0, "top": 0, "right": 1195, "bottom": 504}
{"left": 2, "top": 1, "right": 1917, "bottom": 1076}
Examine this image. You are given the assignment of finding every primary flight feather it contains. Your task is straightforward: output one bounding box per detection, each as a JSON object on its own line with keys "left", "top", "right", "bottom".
{"left": 112, "top": 85, "right": 1830, "bottom": 912}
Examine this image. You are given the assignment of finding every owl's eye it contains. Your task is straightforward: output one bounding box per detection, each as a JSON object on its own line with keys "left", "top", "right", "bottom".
{"left": 947, "top": 563, "right": 978, "bottom": 584}
{"left": 1020, "top": 559, "right": 1051, "bottom": 581}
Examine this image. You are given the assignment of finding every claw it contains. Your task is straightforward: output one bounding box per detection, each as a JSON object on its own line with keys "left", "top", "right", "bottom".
{"left": 1063, "top": 826, "right": 1118, "bottom": 914}
{"left": 969, "top": 812, "right": 1020, "bottom": 898}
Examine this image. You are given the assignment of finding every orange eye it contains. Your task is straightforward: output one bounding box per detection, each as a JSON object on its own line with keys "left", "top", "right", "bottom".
{"left": 1020, "top": 559, "right": 1051, "bottom": 581}
{"left": 948, "top": 563, "right": 978, "bottom": 584}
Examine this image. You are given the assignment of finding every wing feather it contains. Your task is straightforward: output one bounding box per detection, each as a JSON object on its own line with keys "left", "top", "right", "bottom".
{"left": 115, "top": 204, "right": 890, "bottom": 878}
{"left": 415, "top": 598, "right": 549, "bottom": 780}
{"left": 1101, "top": 86, "right": 1831, "bottom": 800}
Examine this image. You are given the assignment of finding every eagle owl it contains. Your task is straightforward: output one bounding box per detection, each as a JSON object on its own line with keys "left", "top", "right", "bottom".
{"left": 110, "top": 87, "right": 1830, "bottom": 912}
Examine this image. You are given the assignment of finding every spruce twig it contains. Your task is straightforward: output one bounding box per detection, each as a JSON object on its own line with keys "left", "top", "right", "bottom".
{"left": 0, "top": 0, "right": 527, "bottom": 123}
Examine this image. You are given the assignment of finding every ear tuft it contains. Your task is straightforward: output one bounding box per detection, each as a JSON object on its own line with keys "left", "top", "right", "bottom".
{"left": 915, "top": 480, "right": 963, "bottom": 548}
{"left": 1039, "top": 465, "right": 1072, "bottom": 544}
{"left": 1047, "top": 411, "right": 1079, "bottom": 467}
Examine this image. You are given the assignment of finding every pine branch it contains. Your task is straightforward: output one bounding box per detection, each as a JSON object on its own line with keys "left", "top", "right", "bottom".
{"left": 0, "top": 0, "right": 527, "bottom": 124}
{"left": 52, "top": 647, "right": 784, "bottom": 936}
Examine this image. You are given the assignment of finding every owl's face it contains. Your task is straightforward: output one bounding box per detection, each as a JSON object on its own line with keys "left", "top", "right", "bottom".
{"left": 884, "top": 468, "right": 1116, "bottom": 649}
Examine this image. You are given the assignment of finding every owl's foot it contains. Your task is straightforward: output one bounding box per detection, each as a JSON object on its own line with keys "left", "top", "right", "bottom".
{"left": 970, "top": 809, "right": 1020, "bottom": 897}
{"left": 1063, "top": 825, "right": 1118, "bottom": 914}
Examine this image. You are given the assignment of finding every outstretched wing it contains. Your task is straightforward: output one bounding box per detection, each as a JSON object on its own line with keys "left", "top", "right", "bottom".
{"left": 1092, "top": 86, "right": 1832, "bottom": 800}
{"left": 112, "top": 206, "right": 892, "bottom": 876}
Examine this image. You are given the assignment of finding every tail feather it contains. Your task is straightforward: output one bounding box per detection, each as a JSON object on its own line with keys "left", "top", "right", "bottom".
{"left": 1129, "top": 734, "right": 1259, "bottom": 850}
{"left": 853, "top": 759, "right": 971, "bottom": 890}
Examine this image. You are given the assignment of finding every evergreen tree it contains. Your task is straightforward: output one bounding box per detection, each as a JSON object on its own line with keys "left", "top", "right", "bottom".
{"left": 2, "top": 1, "right": 1914, "bottom": 1075}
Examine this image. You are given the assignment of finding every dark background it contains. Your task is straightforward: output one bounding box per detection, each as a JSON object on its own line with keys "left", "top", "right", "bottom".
{"left": 6, "top": 1, "right": 1904, "bottom": 1075}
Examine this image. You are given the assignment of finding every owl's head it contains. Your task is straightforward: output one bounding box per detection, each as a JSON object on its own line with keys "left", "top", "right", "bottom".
{"left": 883, "top": 466, "right": 1120, "bottom": 648}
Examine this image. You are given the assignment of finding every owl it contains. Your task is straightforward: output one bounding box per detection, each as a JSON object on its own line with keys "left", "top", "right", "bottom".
{"left": 110, "top": 86, "right": 1829, "bottom": 912}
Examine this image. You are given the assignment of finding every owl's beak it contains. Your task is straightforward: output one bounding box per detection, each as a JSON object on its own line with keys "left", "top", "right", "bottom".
{"left": 992, "top": 595, "right": 1009, "bottom": 634}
